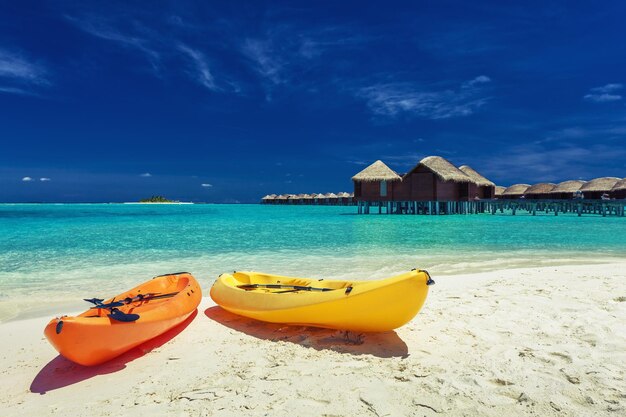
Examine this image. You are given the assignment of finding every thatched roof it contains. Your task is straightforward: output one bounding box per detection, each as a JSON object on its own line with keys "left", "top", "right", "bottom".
{"left": 302, "top": 194, "right": 314, "bottom": 199}
{"left": 524, "top": 183, "right": 556, "bottom": 195}
{"left": 495, "top": 186, "right": 506, "bottom": 196}
{"left": 326, "top": 193, "right": 338, "bottom": 198}
{"left": 313, "top": 193, "right": 325, "bottom": 198}
{"left": 611, "top": 178, "right": 626, "bottom": 191}
{"left": 352, "top": 160, "right": 401, "bottom": 182}
{"left": 459, "top": 165, "right": 495, "bottom": 186}
{"left": 502, "top": 184, "right": 530, "bottom": 195}
{"left": 405, "top": 156, "right": 472, "bottom": 183}
{"left": 275, "top": 194, "right": 288, "bottom": 200}
{"left": 549, "top": 180, "right": 586, "bottom": 194}
{"left": 261, "top": 194, "right": 275, "bottom": 200}
{"left": 580, "top": 177, "right": 621, "bottom": 192}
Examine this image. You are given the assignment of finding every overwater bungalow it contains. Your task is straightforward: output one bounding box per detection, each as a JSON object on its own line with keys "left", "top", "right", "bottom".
{"left": 548, "top": 180, "right": 586, "bottom": 200}
{"left": 501, "top": 184, "right": 531, "bottom": 199}
{"left": 459, "top": 165, "right": 496, "bottom": 199}
{"left": 261, "top": 194, "right": 276, "bottom": 204}
{"left": 337, "top": 192, "right": 352, "bottom": 205}
{"left": 325, "top": 192, "right": 338, "bottom": 205}
{"left": 524, "top": 183, "right": 556, "bottom": 199}
{"left": 262, "top": 192, "right": 356, "bottom": 205}
{"left": 495, "top": 186, "right": 506, "bottom": 198}
{"left": 313, "top": 193, "right": 327, "bottom": 205}
{"left": 579, "top": 177, "right": 621, "bottom": 199}
{"left": 352, "top": 160, "right": 403, "bottom": 201}
{"left": 611, "top": 178, "right": 626, "bottom": 199}
{"left": 396, "top": 156, "right": 473, "bottom": 201}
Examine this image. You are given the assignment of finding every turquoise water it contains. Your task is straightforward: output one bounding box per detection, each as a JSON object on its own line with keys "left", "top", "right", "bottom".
{"left": 1, "top": 203, "right": 625, "bottom": 320}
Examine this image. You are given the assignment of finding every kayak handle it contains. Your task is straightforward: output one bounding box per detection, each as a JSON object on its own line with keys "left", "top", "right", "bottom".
{"left": 414, "top": 269, "right": 435, "bottom": 286}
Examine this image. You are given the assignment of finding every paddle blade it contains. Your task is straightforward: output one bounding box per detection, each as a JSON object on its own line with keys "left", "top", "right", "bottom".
{"left": 84, "top": 298, "right": 104, "bottom": 306}
{"left": 91, "top": 301, "right": 124, "bottom": 309}
{"left": 108, "top": 309, "right": 140, "bottom": 322}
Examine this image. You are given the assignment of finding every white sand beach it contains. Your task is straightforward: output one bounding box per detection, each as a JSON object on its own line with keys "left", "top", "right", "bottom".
{"left": 1, "top": 262, "right": 624, "bottom": 417}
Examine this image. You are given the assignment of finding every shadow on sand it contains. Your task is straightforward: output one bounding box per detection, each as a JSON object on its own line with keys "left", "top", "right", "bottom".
{"left": 204, "top": 306, "right": 408, "bottom": 358}
{"left": 30, "top": 309, "right": 198, "bottom": 394}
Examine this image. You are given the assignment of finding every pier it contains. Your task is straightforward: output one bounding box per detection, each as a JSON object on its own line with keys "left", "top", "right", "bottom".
{"left": 356, "top": 199, "right": 626, "bottom": 217}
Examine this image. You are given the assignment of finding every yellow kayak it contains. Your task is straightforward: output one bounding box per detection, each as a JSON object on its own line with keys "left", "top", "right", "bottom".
{"left": 209, "top": 269, "right": 434, "bottom": 332}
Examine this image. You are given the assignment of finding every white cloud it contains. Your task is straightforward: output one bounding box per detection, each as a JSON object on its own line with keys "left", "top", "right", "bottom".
{"left": 296, "top": 31, "right": 372, "bottom": 59}
{"left": 65, "top": 15, "right": 161, "bottom": 71}
{"left": 584, "top": 93, "right": 622, "bottom": 103}
{"left": 0, "top": 86, "right": 35, "bottom": 95}
{"left": 357, "top": 77, "right": 491, "bottom": 119}
{"left": 239, "top": 26, "right": 369, "bottom": 95}
{"left": 65, "top": 15, "right": 243, "bottom": 93}
{"left": 476, "top": 144, "right": 626, "bottom": 183}
{"left": 0, "top": 49, "right": 48, "bottom": 95}
{"left": 0, "top": 49, "right": 46, "bottom": 82}
{"left": 22, "top": 176, "right": 32, "bottom": 181}
{"left": 465, "top": 75, "right": 491, "bottom": 87}
{"left": 201, "top": 183, "right": 212, "bottom": 187}
{"left": 178, "top": 44, "right": 219, "bottom": 91}
{"left": 140, "top": 172, "right": 152, "bottom": 177}
{"left": 39, "top": 177, "right": 51, "bottom": 181}
{"left": 241, "top": 39, "right": 283, "bottom": 85}
{"left": 590, "top": 83, "right": 623, "bottom": 93}
{"left": 584, "top": 83, "right": 623, "bottom": 102}
{"left": 346, "top": 159, "right": 369, "bottom": 165}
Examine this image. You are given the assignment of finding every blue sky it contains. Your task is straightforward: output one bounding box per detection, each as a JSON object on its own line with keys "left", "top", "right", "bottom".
{"left": 1, "top": 1, "right": 625, "bottom": 202}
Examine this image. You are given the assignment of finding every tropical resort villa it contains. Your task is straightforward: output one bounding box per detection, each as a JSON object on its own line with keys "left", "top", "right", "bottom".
{"left": 350, "top": 156, "right": 625, "bottom": 216}
{"left": 260, "top": 155, "right": 624, "bottom": 216}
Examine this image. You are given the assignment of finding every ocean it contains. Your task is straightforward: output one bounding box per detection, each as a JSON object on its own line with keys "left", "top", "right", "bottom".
{"left": 1, "top": 203, "right": 625, "bottom": 321}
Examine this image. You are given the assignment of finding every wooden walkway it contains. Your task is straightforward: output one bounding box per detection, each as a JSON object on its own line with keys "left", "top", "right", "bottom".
{"left": 356, "top": 199, "right": 626, "bottom": 217}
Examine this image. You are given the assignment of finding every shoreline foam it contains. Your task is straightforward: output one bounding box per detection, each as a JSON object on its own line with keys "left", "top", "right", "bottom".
{"left": 2, "top": 256, "right": 624, "bottom": 324}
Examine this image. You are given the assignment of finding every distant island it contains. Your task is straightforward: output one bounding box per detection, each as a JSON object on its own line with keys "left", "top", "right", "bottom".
{"left": 139, "top": 195, "right": 176, "bottom": 203}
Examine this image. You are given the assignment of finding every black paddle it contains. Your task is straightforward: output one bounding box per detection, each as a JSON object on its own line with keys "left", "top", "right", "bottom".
{"left": 83, "top": 291, "right": 180, "bottom": 322}
{"left": 108, "top": 308, "right": 140, "bottom": 322}
{"left": 237, "top": 283, "right": 335, "bottom": 292}
{"left": 84, "top": 291, "right": 180, "bottom": 309}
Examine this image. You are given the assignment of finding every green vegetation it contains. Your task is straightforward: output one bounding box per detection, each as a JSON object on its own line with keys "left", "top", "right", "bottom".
{"left": 139, "top": 195, "right": 174, "bottom": 203}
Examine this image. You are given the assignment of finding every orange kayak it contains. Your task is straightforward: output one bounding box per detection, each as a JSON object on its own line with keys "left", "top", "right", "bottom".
{"left": 44, "top": 272, "right": 202, "bottom": 366}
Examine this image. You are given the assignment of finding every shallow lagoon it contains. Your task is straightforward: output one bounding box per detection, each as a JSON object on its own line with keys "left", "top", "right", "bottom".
{"left": 1, "top": 203, "right": 624, "bottom": 320}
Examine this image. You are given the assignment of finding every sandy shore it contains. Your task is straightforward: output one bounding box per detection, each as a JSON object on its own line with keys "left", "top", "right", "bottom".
{"left": 1, "top": 263, "right": 624, "bottom": 416}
